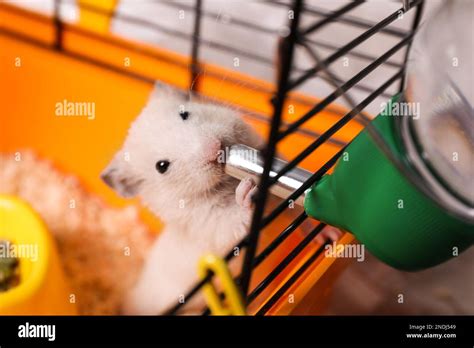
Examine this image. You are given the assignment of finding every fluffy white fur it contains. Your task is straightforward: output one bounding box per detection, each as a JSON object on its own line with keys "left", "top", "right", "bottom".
{"left": 102, "top": 85, "right": 263, "bottom": 314}
{"left": 102, "top": 85, "right": 342, "bottom": 315}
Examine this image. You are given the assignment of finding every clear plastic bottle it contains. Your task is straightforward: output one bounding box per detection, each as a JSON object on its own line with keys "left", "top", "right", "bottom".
{"left": 405, "top": 0, "right": 473, "bottom": 206}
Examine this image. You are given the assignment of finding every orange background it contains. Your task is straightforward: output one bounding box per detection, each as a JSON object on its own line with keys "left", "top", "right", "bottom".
{"left": 0, "top": 3, "right": 361, "bottom": 314}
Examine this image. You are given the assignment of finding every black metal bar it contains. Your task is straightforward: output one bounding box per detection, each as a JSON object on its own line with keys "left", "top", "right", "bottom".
{"left": 310, "top": 68, "right": 393, "bottom": 100}
{"left": 301, "top": 0, "right": 364, "bottom": 35}
{"left": 255, "top": 241, "right": 329, "bottom": 315}
{"left": 302, "top": 1, "right": 410, "bottom": 37}
{"left": 268, "top": 69, "right": 404, "bottom": 186}
{"left": 165, "top": 277, "right": 209, "bottom": 315}
{"left": 403, "top": 0, "right": 410, "bottom": 12}
{"left": 247, "top": 223, "right": 326, "bottom": 303}
{"left": 280, "top": 33, "right": 414, "bottom": 140}
{"left": 398, "top": 0, "right": 424, "bottom": 92}
{"left": 190, "top": 0, "right": 202, "bottom": 91}
{"left": 300, "top": 35, "right": 399, "bottom": 99}
{"left": 261, "top": 0, "right": 409, "bottom": 38}
{"left": 298, "top": 37, "right": 374, "bottom": 126}
{"left": 321, "top": 74, "right": 393, "bottom": 99}
{"left": 239, "top": 0, "right": 303, "bottom": 299}
{"left": 259, "top": 115, "right": 348, "bottom": 147}
{"left": 260, "top": 147, "right": 346, "bottom": 230}
{"left": 53, "top": 0, "right": 63, "bottom": 50}
{"left": 287, "top": 0, "right": 422, "bottom": 91}
{"left": 253, "top": 212, "right": 308, "bottom": 268}
{"left": 304, "top": 36, "right": 402, "bottom": 69}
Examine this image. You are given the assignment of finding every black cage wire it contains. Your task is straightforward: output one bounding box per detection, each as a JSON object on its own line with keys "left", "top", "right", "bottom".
{"left": 0, "top": 0, "right": 425, "bottom": 315}
{"left": 170, "top": 0, "right": 424, "bottom": 315}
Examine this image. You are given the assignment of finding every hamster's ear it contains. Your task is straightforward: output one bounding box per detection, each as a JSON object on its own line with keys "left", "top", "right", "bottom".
{"left": 152, "top": 82, "right": 187, "bottom": 101}
{"left": 101, "top": 152, "right": 143, "bottom": 198}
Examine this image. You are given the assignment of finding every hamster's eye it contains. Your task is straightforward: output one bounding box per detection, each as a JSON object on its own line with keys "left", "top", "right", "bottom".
{"left": 179, "top": 110, "right": 189, "bottom": 120}
{"left": 156, "top": 160, "right": 170, "bottom": 174}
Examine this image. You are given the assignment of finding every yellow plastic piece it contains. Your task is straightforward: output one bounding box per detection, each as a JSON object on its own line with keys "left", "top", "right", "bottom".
{"left": 78, "top": 0, "right": 118, "bottom": 33}
{"left": 198, "top": 254, "right": 246, "bottom": 315}
{"left": 0, "top": 195, "right": 77, "bottom": 315}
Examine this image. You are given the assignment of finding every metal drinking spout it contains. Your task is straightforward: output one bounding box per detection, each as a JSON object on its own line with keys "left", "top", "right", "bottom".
{"left": 224, "top": 144, "right": 312, "bottom": 206}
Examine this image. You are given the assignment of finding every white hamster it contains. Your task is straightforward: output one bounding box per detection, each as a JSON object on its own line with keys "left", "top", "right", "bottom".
{"left": 101, "top": 85, "right": 263, "bottom": 314}
{"left": 102, "top": 84, "right": 342, "bottom": 315}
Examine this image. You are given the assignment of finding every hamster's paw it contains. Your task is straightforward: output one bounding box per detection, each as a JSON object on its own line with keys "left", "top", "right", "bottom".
{"left": 235, "top": 178, "right": 258, "bottom": 209}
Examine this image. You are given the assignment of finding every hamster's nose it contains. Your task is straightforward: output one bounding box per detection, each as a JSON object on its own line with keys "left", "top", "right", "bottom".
{"left": 203, "top": 138, "right": 222, "bottom": 163}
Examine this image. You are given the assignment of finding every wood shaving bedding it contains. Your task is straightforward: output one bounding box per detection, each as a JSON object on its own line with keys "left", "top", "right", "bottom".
{"left": 0, "top": 151, "right": 154, "bottom": 314}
